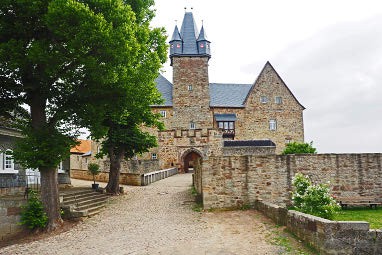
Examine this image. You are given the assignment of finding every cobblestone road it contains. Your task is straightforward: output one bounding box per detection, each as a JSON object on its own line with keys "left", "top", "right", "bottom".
{"left": 1, "top": 174, "right": 284, "bottom": 255}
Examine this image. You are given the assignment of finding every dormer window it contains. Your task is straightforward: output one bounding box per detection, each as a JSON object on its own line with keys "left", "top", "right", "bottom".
{"left": 188, "top": 85, "right": 193, "bottom": 91}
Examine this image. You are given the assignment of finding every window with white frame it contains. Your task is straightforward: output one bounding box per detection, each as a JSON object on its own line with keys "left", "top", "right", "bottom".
{"left": 160, "top": 110, "right": 167, "bottom": 118}
{"left": 275, "top": 96, "right": 282, "bottom": 104}
{"left": 4, "top": 150, "right": 14, "bottom": 170}
{"left": 188, "top": 84, "right": 193, "bottom": 91}
{"left": 190, "top": 122, "right": 196, "bottom": 129}
{"left": 260, "top": 96, "right": 268, "bottom": 103}
{"left": 151, "top": 153, "right": 157, "bottom": 160}
{"left": 285, "top": 138, "right": 292, "bottom": 144}
{"left": 269, "top": 119, "right": 277, "bottom": 131}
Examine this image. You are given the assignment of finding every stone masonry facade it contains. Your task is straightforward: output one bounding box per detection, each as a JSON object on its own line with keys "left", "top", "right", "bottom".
{"left": 145, "top": 11, "right": 304, "bottom": 171}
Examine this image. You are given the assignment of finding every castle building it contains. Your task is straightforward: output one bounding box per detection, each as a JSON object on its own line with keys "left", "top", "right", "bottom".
{"left": 149, "top": 11, "right": 305, "bottom": 172}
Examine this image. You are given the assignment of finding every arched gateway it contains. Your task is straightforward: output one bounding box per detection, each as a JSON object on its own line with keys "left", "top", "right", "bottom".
{"left": 181, "top": 148, "right": 203, "bottom": 173}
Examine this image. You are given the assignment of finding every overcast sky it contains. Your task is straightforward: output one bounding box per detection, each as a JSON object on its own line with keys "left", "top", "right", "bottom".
{"left": 151, "top": 0, "right": 382, "bottom": 153}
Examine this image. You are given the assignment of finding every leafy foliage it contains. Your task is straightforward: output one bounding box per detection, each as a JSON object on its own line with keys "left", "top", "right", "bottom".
{"left": 20, "top": 190, "right": 48, "bottom": 230}
{"left": 291, "top": 173, "right": 340, "bottom": 220}
{"left": 88, "top": 162, "right": 100, "bottom": 184}
{"left": 282, "top": 141, "right": 317, "bottom": 155}
{"left": 0, "top": 0, "right": 163, "bottom": 227}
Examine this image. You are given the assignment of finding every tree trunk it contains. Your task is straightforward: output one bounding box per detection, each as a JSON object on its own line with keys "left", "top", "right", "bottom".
{"left": 106, "top": 147, "right": 124, "bottom": 194}
{"left": 40, "top": 166, "right": 63, "bottom": 231}
{"left": 30, "top": 94, "right": 62, "bottom": 231}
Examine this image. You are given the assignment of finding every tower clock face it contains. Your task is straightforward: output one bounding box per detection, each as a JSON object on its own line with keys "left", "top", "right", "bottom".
{"left": 171, "top": 44, "right": 174, "bottom": 48}
{"left": 200, "top": 43, "right": 204, "bottom": 48}
{"left": 176, "top": 44, "right": 181, "bottom": 48}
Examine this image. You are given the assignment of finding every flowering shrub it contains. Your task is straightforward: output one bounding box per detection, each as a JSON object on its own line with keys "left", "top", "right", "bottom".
{"left": 291, "top": 173, "right": 340, "bottom": 220}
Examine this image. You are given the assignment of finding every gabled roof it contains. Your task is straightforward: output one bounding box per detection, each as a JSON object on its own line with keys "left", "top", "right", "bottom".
{"left": 70, "top": 139, "right": 91, "bottom": 154}
{"left": 153, "top": 74, "right": 173, "bottom": 106}
{"left": 209, "top": 83, "right": 252, "bottom": 107}
{"left": 244, "top": 61, "right": 305, "bottom": 109}
{"left": 180, "top": 12, "right": 199, "bottom": 54}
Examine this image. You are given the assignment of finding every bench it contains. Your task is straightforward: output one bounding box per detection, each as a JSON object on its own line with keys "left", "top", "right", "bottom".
{"left": 337, "top": 196, "right": 382, "bottom": 209}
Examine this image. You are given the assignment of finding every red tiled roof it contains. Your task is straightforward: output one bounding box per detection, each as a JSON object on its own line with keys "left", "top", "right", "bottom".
{"left": 70, "top": 139, "right": 91, "bottom": 154}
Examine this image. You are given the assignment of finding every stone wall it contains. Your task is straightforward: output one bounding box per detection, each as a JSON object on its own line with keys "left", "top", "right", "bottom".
{"left": 154, "top": 128, "right": 223, "bottom": 171}
{"left": 172, "top": 56, "right": 212, "bottom": 130}
{"left": 203, "top": 153, "right": 382, "bottom": 209}
{"left": 70, "top": 169, "right": 142, "bottom": 186}
{"left": 222, "top": 145, "right": 275, "bottom": 156}
{"left": 255, "top": 200, "right": 382, "bottom": 255}
{"left": 0, "top": 196, "right": 27, "bottom": 241}
{"left": 242, "top": 63, "right": 305, "bottom": 154}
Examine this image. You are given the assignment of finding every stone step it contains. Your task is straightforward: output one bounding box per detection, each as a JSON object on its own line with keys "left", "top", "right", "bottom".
{"left": 60, "top": 189, "right": 109, "bottom": 219}
{"left": 63, "top": 195, "right": 107, "bottom": 207}
{"left": 63, "top": 193, "right": 106, "bottom": 205}
{"left": 62, "top": 189, "right": 98, "bottom": 199}
{"left": 75, "top": 199, "right": 107, "bottom": 211}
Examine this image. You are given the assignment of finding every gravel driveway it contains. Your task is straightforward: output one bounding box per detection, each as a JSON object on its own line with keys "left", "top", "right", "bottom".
{"left": 1, "top": 174, "right": 286, "bottom": 255}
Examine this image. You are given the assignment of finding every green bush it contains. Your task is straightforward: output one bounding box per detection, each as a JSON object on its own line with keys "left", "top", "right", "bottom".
{"left": 282, "top": 141, "right": 317, "bottom": 155}
{"left": 291, "top": 173, "right": 340, "bottom": 220}
{"left": 20, "top": 190, "right": 48, "bottom": 229}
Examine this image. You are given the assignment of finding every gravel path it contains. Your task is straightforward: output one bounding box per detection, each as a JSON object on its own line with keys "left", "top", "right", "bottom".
{"left": 1, "top": 174, "right": 283, "bottom": 255}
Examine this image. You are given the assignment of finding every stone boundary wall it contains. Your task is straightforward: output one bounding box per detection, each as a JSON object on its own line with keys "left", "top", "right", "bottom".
{"left": 70, "top": 170, "right": 142, "bottom": 186}
{"left": 0, "top": 197, "right": 27, "bottom": 241}
{"left": 103, "top": 159, "right": 160, "bottom": 174}
{"left": 202, "top": 153, "right": 382, "bottom": 209}
{"left": 254, "top": 200, "right": 382, "bottom": 255}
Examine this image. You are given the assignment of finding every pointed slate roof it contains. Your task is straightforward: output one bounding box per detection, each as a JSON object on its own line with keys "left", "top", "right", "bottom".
{"left": 197, "top": 25, "right": 209, "bottom": 42}
{"left": 170, "top": 25, "right": 181, "bottom": 42}
{"left": 180, "top": 12, "right": 199, "bottom": 54}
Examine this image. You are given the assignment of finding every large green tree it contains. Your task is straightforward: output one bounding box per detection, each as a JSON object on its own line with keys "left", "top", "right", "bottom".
{"left": 93, "top": 0, "right": 167, "bottom": 194}
{"left": 0, "top": 0, "right": 143, "bottom": 230}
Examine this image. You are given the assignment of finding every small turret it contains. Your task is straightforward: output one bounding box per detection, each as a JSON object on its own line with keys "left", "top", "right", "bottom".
{"left": 196, "top": 25, "right": 211, "bottom": 56}
{"left": 169, "top": 25, "right": 182, "bottom": 56}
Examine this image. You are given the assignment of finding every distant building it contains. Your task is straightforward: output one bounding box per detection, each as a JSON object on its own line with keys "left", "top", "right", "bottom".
{"left": 146, "top": 11, "right": 305, "bottom": 172}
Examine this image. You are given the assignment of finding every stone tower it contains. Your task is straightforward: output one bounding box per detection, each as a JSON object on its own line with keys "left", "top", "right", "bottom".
{"left": 169, "top": 11, "right": 212, "bottom": 130}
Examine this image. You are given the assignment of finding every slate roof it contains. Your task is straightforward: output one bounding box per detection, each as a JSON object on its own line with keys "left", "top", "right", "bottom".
{"left": 209, "top": 83, "right": 252, "bottom": 107}
{"left": 197, "top": 25, "right": 209, "bottom": 42}
{"left": 224, "top": 140, "right": 276, "bottom": 147}
{"left": 153, "top": 74, "right": 173, "bottom": 106}
{"left": 214, "top": 114, "right": 237, "bottom": 121}
{"left": 170, "top": 25, "right": 181, "bottom": 41}
{"left": 180, "top": 12, "right": 199, "bottom": 55}
{"left": 153, "top": 78, "right": 252, "bottom": 108}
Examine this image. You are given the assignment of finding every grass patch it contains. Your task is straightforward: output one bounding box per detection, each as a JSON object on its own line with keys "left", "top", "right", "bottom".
{"left": 268, "top": 225, "right": 318, "bottom": 255}
{"left": 333, "top": 207, "right": 382, "bottom": 229}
